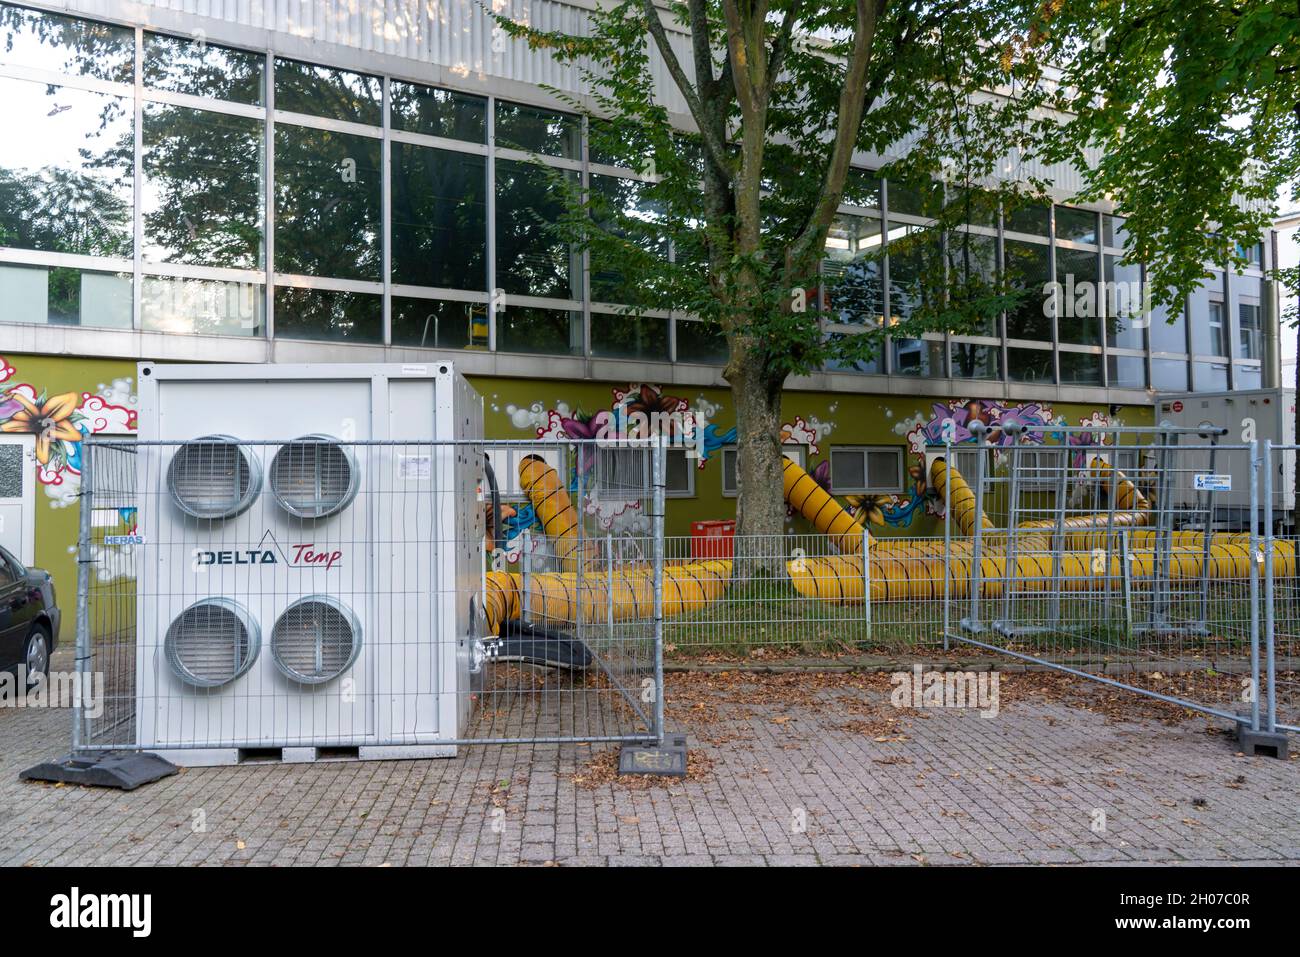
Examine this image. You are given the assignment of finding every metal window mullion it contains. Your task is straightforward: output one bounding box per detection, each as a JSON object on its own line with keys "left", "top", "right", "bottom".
{"left": 1097, "top": 241, "right": 1110, "bottom": 388}
{"left": 998, "top": 200, "right": 1009, "bottom": 381}
{"left": 1048, "top": 205, "right": 1060, "bottom": 385}
{"left": 382, "top": 76, "right": 392, "bottom": 347}
{"left": 581, "top": 115, "right": 591, "bottom": 359}
{"left": 486, "top": 96, "right": 497, "bottom": 352}
{"left": 881, "top": 179, "right": 892, "bottom": 375}
{"left": 132, "top": 27, "right": 143, "bottom": 331}
{"left": 264, "top": 50, "right": 275, "bottom": 341}
{"left": 1224, "top": 256, "right": 1236, "bottom": 387}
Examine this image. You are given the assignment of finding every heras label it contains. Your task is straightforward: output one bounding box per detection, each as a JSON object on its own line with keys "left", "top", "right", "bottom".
{"left": 1193, "top": 473, "right": 1232, "bottom": 492}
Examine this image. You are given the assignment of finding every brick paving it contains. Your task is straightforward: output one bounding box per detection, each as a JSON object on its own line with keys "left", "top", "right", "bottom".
{"left": 1, "top": 650, "right": 1297, "bottom": 866}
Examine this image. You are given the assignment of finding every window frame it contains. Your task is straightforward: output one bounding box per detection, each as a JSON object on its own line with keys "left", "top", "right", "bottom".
{"left": 828, "top": 445, "right": 904, "bottom": 495}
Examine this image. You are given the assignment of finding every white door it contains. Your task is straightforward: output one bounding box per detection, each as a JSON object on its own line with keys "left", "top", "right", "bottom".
{"left": 0, "top": 434, "right": 35, "bottom": 565}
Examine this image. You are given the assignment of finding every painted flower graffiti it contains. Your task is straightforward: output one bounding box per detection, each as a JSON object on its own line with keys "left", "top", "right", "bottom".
{"left": 0, "top": 356, "right": 137, "bottom": 504}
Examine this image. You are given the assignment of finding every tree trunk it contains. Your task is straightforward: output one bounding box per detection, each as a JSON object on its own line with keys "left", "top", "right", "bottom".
{"left": 727, "top": 341, "right": 787, "bottom": 578}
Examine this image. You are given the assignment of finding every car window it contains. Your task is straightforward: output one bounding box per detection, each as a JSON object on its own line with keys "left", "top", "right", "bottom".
{"left": 0, "top": 560, "right": 13, "bottom": 586}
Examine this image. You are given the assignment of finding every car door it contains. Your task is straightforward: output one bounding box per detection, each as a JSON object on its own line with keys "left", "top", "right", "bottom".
{"left": 0, "top": 553, "right": 23, "bottom": 668}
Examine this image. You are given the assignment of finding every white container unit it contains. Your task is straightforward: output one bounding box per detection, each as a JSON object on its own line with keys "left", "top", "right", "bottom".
{"left": 134, "top": 362, "right": 484, "bottom": 765}
{"left": 1156, "top": 388, "right": 1296, "bottom": 524}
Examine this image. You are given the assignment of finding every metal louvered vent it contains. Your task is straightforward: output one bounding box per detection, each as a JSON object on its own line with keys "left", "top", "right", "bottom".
{"left": 271, "top": 596, "right": 362, "bottom": 685}
{"left": 167, "top": 435, "right": 262, "bottom": 519}
{"left": 165, "top": 598, "right": 260, "bottom": 688}
{"left": 270, "top": 435, "right": 360, "bottom": 519}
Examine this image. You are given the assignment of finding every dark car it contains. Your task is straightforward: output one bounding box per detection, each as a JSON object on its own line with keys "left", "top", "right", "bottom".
{"left": 0, "top": 545, "right": 59, "bottom": 688}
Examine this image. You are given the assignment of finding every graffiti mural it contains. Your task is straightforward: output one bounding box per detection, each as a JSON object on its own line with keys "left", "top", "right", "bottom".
{"left": 0, "top": 355, "right": 137, "bottom": 509}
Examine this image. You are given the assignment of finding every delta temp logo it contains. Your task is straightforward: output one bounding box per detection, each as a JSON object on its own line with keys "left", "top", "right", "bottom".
{"left": 49, "top": 887, "right": 151, "bottom": 937}
{"left": 192, "top": 529, "right": 343, "bottom": 572}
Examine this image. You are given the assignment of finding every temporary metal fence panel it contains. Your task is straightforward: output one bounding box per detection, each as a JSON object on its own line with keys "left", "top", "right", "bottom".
{"left": 947, "top": 423, "right": 1273, "bottom": 727}
{"left": 72, "top": 436, "right": 666, "bottom": 760}
{"left": 1261, "top": 441, "right": 1300, "bottom": 733}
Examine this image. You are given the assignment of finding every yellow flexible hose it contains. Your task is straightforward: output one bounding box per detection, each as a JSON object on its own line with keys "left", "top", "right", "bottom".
{"left": 482, "top": 560, "right": 733, "bottom": 633}
{"left": 518, "top": 453, "right": 596, "bottom": 571}
{"left": 782, "top": 456, "right": 865, "bottom": 553}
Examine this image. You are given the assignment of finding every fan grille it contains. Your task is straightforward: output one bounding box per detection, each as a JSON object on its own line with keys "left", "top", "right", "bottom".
{"left": 168, "top": 436, "right": 260, "bottom": 519}
{"left": 271, "top": 597, "right": 361, "bottom": 684}
{"left": 165, "top": 599, "right": 259, "bottom": 688}
{"left": 270, "top": 436, "right": 358, "bottom": 519}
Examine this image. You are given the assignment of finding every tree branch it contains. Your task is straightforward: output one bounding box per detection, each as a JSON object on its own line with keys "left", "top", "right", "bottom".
{"left": 640, "top": 0, "right": 735, "bottom": 180}
{"left": 788, "top": 0, "right": 886, "bottom": 270}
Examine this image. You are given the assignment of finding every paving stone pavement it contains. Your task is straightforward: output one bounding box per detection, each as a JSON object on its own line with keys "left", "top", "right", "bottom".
{"left": 1, "top": 659, "right": 1297, "bottom": 866}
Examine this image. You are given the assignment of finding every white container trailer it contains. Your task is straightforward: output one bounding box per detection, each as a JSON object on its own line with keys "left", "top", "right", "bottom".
{"left": 1155, "top": 388, "right": 1295, "bottom": 525}
{"left": 133, "top": 362, "right": 484, "bottom": 765}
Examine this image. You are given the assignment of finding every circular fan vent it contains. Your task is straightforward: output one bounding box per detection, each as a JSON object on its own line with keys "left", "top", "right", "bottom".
{"left": 271, "top": 596, "right": 362, "bottom": 685}
{"left": 165, "top": 598, "right": 260, "bottom": 688}
{"left": 270, "top": 435, "right": 360, "bottom": 519}
{"left": 167, "top": 435, "right": 262, "bottom": 519}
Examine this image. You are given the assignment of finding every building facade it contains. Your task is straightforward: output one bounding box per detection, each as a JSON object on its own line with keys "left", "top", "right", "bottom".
{"left": 0, "top": 0, "right": 1284, "bottom": 596}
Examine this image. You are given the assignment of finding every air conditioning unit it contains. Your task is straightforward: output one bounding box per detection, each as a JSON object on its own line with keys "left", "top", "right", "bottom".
{"left": 134, "top": 362, "right": 483, "bottom": 765}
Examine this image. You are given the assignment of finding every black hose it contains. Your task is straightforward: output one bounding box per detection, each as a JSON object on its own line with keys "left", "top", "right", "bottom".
{"left": 483, "top": 452, "right": 506, "bottom": 552}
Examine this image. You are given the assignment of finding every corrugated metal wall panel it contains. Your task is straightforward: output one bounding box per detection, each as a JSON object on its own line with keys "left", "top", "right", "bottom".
{"left": 52, "top": 0, "right": 1086, "bottom": 190}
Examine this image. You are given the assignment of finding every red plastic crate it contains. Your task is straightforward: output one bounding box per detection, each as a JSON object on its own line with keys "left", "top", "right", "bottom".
{"left": 690, "top": 519, "right": 735, "bottom": 560}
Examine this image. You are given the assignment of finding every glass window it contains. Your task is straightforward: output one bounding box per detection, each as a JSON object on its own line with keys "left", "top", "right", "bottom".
{"left": 142, "top": 104, "right": 264, "bottom": 268}
{"left": 390, "top": 81, "right": 487, "bottom": 143}
{"left": 664, "top": 448, "right": 694, "bottom": 498}
{"left": 946, "top": 230, "right": 999, "bottom": 337}
{"left": 823, "top": 215, "right": 884, "bottom": 328}
{"left": 842, "top": 169, "right": 881, "bottom": 209}
{"left": 1007, "top": 347, "right": 1054, "bottom": 383}
{"left": 274, "top": 125, "right": 381, "bottom": 280}
{"left": 143, "top": 33, "right": 264, "bottom": 105}
{"left": 0, "top": 262, "right": 131, "bottom": 327}
{"left": 1004, "top": 199, "right": 1049, "bottom": 236}
{"left": 893, "top": 339, "right": 945, "bottom": 377}
{"left": 1055, "top": 245, "right": 1101, "bottom": 346}
{"left": 0, "top": 78, "right": 133, "bottom": 257}
{"left": 494, "top": 158, "right": 579, "bottom": 299}
{"left": 1197, "top": 300, "right": 1228, "bottom": 357}
{"left": 391, "top": 297, "right": 488, "bottom": 350}
{"left": 675, "top": 320, "right": 727, "bottom": 365}
{"left": 390, "top": 143, "right": 486, "bottom": 290}
{"left": 1238, "top": 303, "right": 1261, "bottom": 360}
{"left": 273, "top": 287, "right": 381, "bottom": 343}
{"left": 829, "top": 446, "right": 903, "bottom": 494}
{"left": 1059, "top": 349, "right": 1102, "bottom": 386}
{"left": 590, "top": 312, "right": 669, "bottom": 361}
{"left": 589, "top": 174, "right": 668, "bottom": 306}
{"left": 1151, "top": 357, "right": 1189, "bottom": 391}
{"left": 141, "top": 276, "right": 263, "bottom": 336}
{"left": 824, "top": 331, "right": 882, "bottom": 375}
{"left": 273, "top": 58, "right": 381, "bottom": 125}
{"left": 0, "top": 5, "right": 134, "bottom": 82}
{"left": 1194, "top": 360, "right": 1230, "bottom": 391}
{"left": 947, "top": 187, "right": 999, "bottom": 229}
{"left": 1103, "top": 255, "right": 1145, "bottom": 349}
{"left": 494, "top": 101, "right": 580, "bottom": 159}
{"left": 1055, "top": 206, "right": 1097, "bottom": 244}
{"left": 1102, "top": 214, "right": 1125, "bottom": 248}
{"left": 886, "top": 178, "right": 942, "bottom": 218}
{"left": 1189, "top": 275, "right": 1226, "bottom": 354}
{"left": 1004, "top": 239, "right": 1052, "bottom": 341}
{"left": 951, "top": 342, "right": 1000, "bottom": 379}
{"left": 496, "top": 305, "right": 581, "bottom": 356}
{"left": 1107, "top": 354, "right": 1147, "bottom": 389}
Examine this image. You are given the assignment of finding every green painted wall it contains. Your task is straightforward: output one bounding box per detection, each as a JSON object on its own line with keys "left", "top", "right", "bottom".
{"left": 1, "top": 353, "right": 138, "bottom": 610}
{"left": 1, "top": 350, "right": 1154, "bottom": 608}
